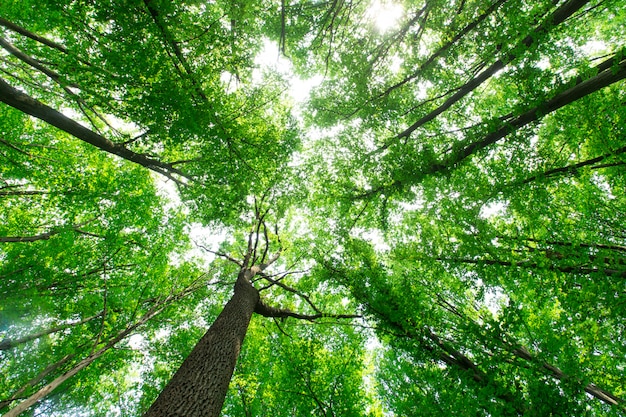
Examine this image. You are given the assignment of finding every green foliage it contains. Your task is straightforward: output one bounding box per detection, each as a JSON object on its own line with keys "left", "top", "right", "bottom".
{"left": 223, "top": 319, "right": 373, "bottom": 417}
{"left": 1, "top": 0, "right": 625, "bottom": 416}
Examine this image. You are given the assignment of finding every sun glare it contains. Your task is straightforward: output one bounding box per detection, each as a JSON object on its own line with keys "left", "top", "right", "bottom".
{"left": 254, "top": 39, "right": 323, "bottom": 104}
{"left": 367, "top": 0, "right": 404, "bottom": 33}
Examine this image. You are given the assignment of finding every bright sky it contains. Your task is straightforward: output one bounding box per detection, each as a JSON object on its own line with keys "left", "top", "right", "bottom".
{"left": 253, "top": 39, "right": 323, "bottom": 104}
{"left": 253, "top": 0, "right": 404, "bottom": 102}
{"left": 194, "top": 0, "right": 406, "bottom": 255}
{"left": 367, "top": 0, "right": 404, "bottom": 33}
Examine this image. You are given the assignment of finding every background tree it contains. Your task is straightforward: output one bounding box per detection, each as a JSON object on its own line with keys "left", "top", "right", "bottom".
{"left": 1, "top": 0, "right": 625, "bottom": 416}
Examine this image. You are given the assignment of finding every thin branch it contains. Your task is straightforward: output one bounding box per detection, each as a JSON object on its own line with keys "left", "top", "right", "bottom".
{"left": 2, "top": 282, "right": 203, "bottom": 417}
{"left": 0, "top": 137, "right": 37, "bottom": 164}
{"left": 258, "top": 272, "right": 321, "bottom": 313}
{"left": 194, "top": 241, "right": 243, "bottom": 266}
{"left": 0, "top": 17, "right": 97, "bottom": 70}
{"left": 255, "top": 299, "right": 361, "bottom": 322}
{"left": 372, "top": 0, "right": 508, "bottom": 102}
{"left": 510, "top": 236, "right": 626, "bottom": 254}
{"left": 0, "top": 35, "right": 123, "bottom": 136}
{"left": 256, "top": 268, "right": 311, "bottom": 283}
{"left": 272, "top": 317, "right": 293, "bottom": 338}
{"left": 0, "top": 353, "right": 75, "bottom": 410}
{"left": 251, "top": 214, "right": 264, "bottom": 266}
{"left": 280, "top": 0, "right": 288, "bottom": 56}
{"left": 91, "top": 267, "right": 109, "bottom": 350}
{"left": 0, "top": 36, "right": 74, "bottom": 86}
{"left": 142, "top": 0, "right": 207, "bottom": 101}
{"left": 121, "top": 130, "right": 150, "bottom": 146}
{"left": 375, "top": 0, "right": 589, "bottom": 153}
{"left": 514, "top": 145, "right": 626, "bottom": 186}
{"left": 169, "top": 157, "right": 203, "bottom": 166}
{"left": 260, "top": 220, "right": 270, "bottom": 265}
{"left": 0, "top": 189, "right": 48, "bottom": 197}
{"left": 354, "top": 53, "right": 626, "bottom": 200}
{"left": 0, "top": 221, "right": 100, "bottom": 243}
{"left": 0, "top": 312, "right": 103, "bottom": 351}
{"left": 0, "top": 17, "right": 69, "bottom": 54}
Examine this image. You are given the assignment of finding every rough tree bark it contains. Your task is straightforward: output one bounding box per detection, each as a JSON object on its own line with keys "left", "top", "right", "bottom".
{"left": 145, "top": 214, "right": 360, "bottom": 416}
{"left": 143, "top": 268, "right": 358, "bottom": 416}
{"left": 144, "top": 269, "right": 260, "bottom": 417}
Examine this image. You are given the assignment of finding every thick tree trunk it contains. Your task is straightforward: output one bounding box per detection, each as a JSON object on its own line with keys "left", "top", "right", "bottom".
{"left": 144, "top": 271, "right": 260, "bottom": 417}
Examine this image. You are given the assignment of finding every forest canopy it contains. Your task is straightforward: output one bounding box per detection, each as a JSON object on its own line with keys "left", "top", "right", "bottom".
{"left": 1, "top": 0, "right": 625, "bottom": 415}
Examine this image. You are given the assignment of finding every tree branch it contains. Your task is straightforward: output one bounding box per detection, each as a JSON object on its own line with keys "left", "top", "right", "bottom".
{"left": 385, "top": 0, "right": 590, "bottom": 147}
{"left": 255, "top": 299, "right": 360, "bottom": 321}
{"left": 0, "top": 77, "right": 190, "bottom": 182}
{"left": 195, "top": 241, "right": 243, "bottom": 267}
{"left": 0, "top": 312, "right": 103, "bottom": 351}
{"left": 355, "top": 52, "right": 626, "bottom": 200}
{"left": 259, "top": 272, "right": 322, "bottom": 314}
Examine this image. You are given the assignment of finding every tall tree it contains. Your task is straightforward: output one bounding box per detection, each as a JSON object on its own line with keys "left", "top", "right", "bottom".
{"left": 1, "top": 0, "right": 625, "bottom": 416}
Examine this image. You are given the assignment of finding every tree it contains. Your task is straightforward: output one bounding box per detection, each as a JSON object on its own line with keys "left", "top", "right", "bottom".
{"left": 1, "top": 0, "right": 625, "bottom": 416}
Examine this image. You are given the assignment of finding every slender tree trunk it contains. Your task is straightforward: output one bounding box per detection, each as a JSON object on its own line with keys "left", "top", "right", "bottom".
{"left": 0, "top": 311, "right": 103, "bottom": 351}
{"left": 0, "top": 354, "right": 75, "bottom": 411}
{"left": 1, "top": 289, "right": 194, "bottom": 417}
{"left": 2, "top": 332, "right": 129, "bottom": 417}
{"left": 145, "top": 271, "right": 259, "bottom": 417}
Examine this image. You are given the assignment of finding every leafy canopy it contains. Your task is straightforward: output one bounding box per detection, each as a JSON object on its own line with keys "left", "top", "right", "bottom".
{"left": 1, "top": 0, "right": 625, "bottom": 416}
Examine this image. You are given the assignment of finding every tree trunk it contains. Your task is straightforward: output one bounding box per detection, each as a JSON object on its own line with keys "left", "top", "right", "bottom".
{"left": 1, "top": 289, "right": 196, "bottom": 417}
{"left": 0, "top": 353, "right": 75, "bottom": 411}
{"left": 2, "top": 319, "right": 148, "bottom": 417}
{"left": 0, "top": 311, "right": 103, "bottom": 351}
{"left": 0, "top": 77, "right": 187, "bottom": 180}
{"left": 144, "top": 270, "right": 260, "bottom": 417}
